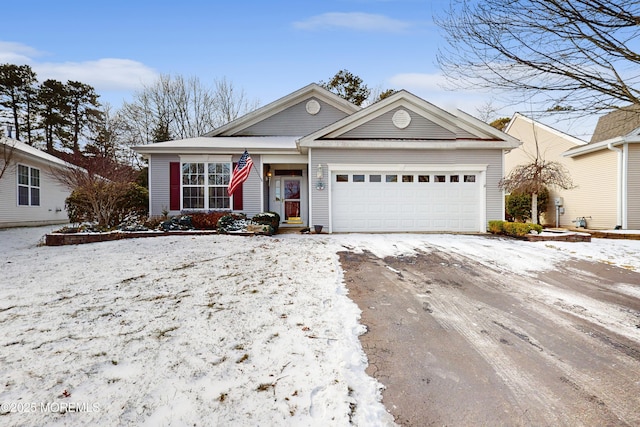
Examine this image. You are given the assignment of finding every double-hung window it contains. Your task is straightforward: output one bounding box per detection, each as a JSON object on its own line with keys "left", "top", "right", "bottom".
{"left": 17, "top": 164, "right": 40, "bottom": 206}
{"left": 182, "top": 162, "right": 231, "bottom": 210}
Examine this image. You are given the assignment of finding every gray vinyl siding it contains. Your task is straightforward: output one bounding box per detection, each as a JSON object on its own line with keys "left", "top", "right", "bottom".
{"left": 309, "top": 148, "right": 504, "bottom": 229}
{"left": 149, "top": 153, "right": 263, "bottom": 218}
{"left": 627, "top": 144, "right": 640, "bottom": 229}
{"left": 149, "top": 154, "right": 179, "bottom": 217}
{"left": 0, "top": 153, "right": 70, "bottom": 228}
{"left": 340, "top": 107, "right": 456, "bottom": 140}
{"left": 237, "top": 98, "right": 349, "bottom": 136}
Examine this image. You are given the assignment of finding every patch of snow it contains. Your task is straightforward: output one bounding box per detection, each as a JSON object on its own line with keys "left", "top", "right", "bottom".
{"left": 1, "top": 227, "right": 640, "bottom": 426}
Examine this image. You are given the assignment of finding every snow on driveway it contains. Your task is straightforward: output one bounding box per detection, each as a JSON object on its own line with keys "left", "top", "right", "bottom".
{"left": 1, "top": 226, "right": 639, "bottom": 426}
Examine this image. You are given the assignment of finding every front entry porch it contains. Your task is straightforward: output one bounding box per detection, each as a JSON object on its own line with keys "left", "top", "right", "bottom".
{"left": 264, "top": 165, "right": 308, "bottom": 228}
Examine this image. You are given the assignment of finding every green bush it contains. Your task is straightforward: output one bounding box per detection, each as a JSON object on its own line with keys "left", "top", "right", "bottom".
{"left": 217, "top": 213, "right": 248, "bottom": 234}
{"left": 488, "top": 220, "right": 504, "bottom": 234}
{"left": 252, "top": 211, "right": 281, "bottom": 233}
{"left": 489, "top": 220, "right": 542, "bottom": 237}
{"left": 506, "top": 188, "right": 549, "bottom": 223}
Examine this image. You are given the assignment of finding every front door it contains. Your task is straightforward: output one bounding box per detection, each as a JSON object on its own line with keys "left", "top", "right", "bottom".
{"left": 282, "top": 178, "right": 302, "bottom": 224}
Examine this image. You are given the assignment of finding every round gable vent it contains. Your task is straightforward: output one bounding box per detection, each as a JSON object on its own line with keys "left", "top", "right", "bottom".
{"left": 392, "top": 109, "right": 411, "bottom": 129}
{"left": 306, "top": 99, "right": 321, "bottom": 115}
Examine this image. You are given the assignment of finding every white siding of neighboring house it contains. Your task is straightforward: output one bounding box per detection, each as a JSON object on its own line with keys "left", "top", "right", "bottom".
{"left": 0, "top": 151, "right": 70, "bottom": 228}
{"left": 310, "top": 148, "right": 504, "bottom": 229}
{"left": 627, "top": 144, "right": 640, "bottom": 229}
{"left": 564, "top": 150, "right": 618, "bottom": 229}
{"left": 505, "top": 115, "right": 600, "bottom": 228}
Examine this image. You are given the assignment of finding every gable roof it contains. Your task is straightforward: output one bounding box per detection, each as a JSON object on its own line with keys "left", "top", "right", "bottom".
{"left": 590, "top": 105, "right": 640, "bottom": 143}
{"left": 297, "top": 90, "right": 521, "bottom": 152}
{"left": 505, "top": 113, "right": 588, "bottom": 147}
{"left": 1, "top": 137, "right": 75, "bottom": 169}
{"left": 204, "top": 83, "right": 360, "bottom": 137}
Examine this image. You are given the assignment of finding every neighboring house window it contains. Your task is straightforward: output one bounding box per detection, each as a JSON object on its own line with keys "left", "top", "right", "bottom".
{"left": 17, "top": 164, "right": 40, "bottom": 206}
{"left": 181, "top": 162, "right": 231, "bottom": 209}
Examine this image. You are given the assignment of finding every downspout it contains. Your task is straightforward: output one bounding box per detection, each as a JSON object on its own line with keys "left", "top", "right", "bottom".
{"left": 607, "top": 143, "right": 625, "bottom": 228}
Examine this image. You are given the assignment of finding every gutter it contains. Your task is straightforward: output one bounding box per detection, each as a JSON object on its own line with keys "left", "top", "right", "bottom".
{"left": 607, "top": 143, "right": 626, "bottom": 228}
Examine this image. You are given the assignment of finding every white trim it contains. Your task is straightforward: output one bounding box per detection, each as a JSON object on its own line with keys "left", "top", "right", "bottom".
{"left": 16, "top": 163, "right": 41, "bottom": 207}
{"left": 327, "top": 163, "right": 488, "bottom": 172}
{"left": 179, "top": 154, "right": 231, "bottom": 163}
{"left": 147, "top": 156, "right": 153, "bottom": 216}
{"left": 180, "top": 160, "right": 233, "bottom": 211}
{"left": 261, "top": 154, "right": 307, "bottom": 163}
{"left": 308, "top": 149, "right": 313, "bottom": 228}
{"left": 300, "top": 139, "right": 519, "bottom": 151}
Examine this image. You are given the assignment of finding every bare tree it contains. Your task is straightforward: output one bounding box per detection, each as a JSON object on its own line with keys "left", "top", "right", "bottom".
{"left": 213, "top": 77, "right": 259, "bottom": 127}
{"left": 500, "top": 132, "right": 575, "bottom": 224}
{"left": 436, "top": 0, "right": 640, "bottom": 114}
{"left": 119, "top": 74, "right": 257, "bottom": 146}
{"left": 52, "top": 154, "right": 141, "bottom": 228}
{"left": 0, "top": 137, "right": 17, "bottom": 181}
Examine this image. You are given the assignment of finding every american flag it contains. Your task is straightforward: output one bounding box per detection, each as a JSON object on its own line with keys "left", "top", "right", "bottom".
{"left": 227, "top": 150, "right": 254, "bottom": 197}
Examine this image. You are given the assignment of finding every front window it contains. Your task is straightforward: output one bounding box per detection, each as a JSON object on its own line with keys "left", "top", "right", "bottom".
{"left": 182, "top": 162, "right": 231, "bottom": 210}
{"left": 18, "top": 165, "right": 40, "bottom": 206}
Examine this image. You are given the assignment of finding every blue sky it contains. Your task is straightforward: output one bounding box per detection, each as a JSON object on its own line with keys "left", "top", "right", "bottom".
{"left": 0, "top": 0, "right": 596, "bottom": 138}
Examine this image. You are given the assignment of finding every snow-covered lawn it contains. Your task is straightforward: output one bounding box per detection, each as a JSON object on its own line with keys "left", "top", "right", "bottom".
{"left": 1, "top": 227, "right": 639, "bottom": 426}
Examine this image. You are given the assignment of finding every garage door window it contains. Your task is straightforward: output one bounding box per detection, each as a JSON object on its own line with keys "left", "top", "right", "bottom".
{"left": 464, "top": 175, "right": 476, "bottom": 183}
{"left": 369, "top": 174, "right": 381, "bottom": 182}
{"left": 336, "top": 174, "right": 348, "bottom": 182}
{"left": 450, "top": 175, "right": 460, "bottom": 183}
{"left": 434, "top": 175, "right": 446, "bottom": 182}
{"left": 386, "top": 175, "right": 397, "bottom": 183}
{"left": 402, "top": 175, "right": 414, "bottom": 182}
{"left": 353, "top": 174, "right": 365, "bottom": 182}
{"left": 419, "top": 175, "right": 430, "bottom": 182}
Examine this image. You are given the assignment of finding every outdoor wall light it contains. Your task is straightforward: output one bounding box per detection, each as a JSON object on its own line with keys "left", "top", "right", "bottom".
{"left": 316, "top": 164, "right": 325, "bottom": 190}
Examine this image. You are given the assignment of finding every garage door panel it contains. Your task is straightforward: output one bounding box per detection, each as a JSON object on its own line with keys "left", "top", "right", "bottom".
{"left": 332, "top": 170, "right": 481, "bottom": 232}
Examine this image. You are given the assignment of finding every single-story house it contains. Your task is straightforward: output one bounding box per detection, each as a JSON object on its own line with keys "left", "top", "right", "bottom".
{"left": 134, "top": 84, "right": 521, "bottom": 233}
{"left": 0, "top": 136, "right": 72, "bottom": 228}
{"left": 505, "top": 109, "right": 640, "bottom": 230}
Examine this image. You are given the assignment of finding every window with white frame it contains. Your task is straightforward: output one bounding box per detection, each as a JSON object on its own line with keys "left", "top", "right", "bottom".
{"left": 17, "top": 164, "right": 40, "bottom": 206}
{"left": 182, "top": 162, "right": 231, "bottom": 209}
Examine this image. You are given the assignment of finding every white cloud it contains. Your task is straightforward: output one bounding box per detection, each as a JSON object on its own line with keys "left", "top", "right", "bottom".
{"left": 293, "top": 12, "right": 411, "bottom": 32}
{"left": 0, "top": 41, "right": 158, "bottom": 93}
{"left": 35, "top": 58, "right": 158, "bottom": 91}
{"left": 0, "top": 41, "right": 43, "bottom": 64}
{"left": 388, "top": 72, "right": 449, "bottom": 92}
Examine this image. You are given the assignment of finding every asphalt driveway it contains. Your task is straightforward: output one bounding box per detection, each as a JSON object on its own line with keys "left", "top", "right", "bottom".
{"left": 340, "top": 243, "right": 640, "bottom": 426}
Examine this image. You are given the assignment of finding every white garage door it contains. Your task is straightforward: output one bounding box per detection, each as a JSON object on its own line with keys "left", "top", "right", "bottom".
{"left": 331, "top": 170, "right": 482, "bottom": 232}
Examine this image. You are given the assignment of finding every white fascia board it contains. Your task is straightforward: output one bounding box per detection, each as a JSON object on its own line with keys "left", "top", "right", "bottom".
{"left": 261, "top": 154, "right": 308, "bottom": 163}
{"left": 300, "top": 139, "right": 520, "bottom": 150}
{"left": 506, "top": 113, "right": 587, "bottom": 146}
{"left": 563, "top": 137, "right": 624, "bottom": 157}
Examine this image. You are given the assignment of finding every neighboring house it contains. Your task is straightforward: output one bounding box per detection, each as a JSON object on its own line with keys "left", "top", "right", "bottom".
{"left": 504, "top": 113, "right": 588, "bottom": 227}
{"left": 505, "top": 109, "right": 640, "bottom": 230}
{"left": 0, "top": 136, "right": 71, "bottom": 228}
{"left": 563, "top": 107, "right": 640, "bottom": 229}
{"left": 134, "top": 84, "right": 521, "bottom": 233}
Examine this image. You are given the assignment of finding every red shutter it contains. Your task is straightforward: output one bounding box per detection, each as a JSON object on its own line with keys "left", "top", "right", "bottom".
{"left": 169, "top": 162, "right": 180, "bottom": 211}
{"left": 232, "top": 162, "right": 243, "bottom": 210}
